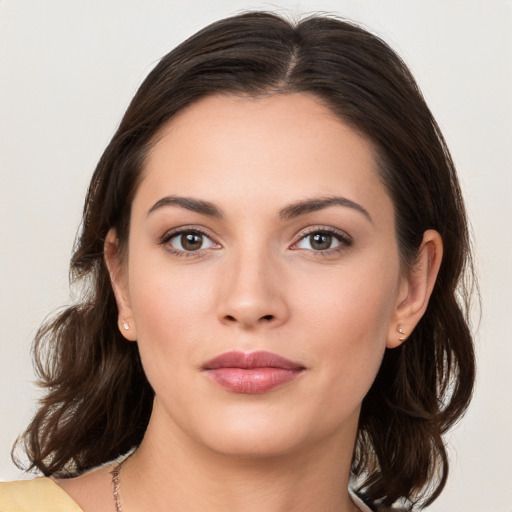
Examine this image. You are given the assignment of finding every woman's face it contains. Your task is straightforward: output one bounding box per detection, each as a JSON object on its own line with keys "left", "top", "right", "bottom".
{"left": 112, "top": 93, "right": 410, "bottom": 457}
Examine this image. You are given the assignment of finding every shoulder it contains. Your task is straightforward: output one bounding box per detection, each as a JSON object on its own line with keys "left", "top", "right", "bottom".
{"left": 0, "top": 477, "right": 83, "bottom": 512}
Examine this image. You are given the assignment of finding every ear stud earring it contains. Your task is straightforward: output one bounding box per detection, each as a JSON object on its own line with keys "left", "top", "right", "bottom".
{"left": 398, "top": 326, "right": 406, "bottom": 342}
{"left": 122, "top": 322, "right": 130, "bottom": 331}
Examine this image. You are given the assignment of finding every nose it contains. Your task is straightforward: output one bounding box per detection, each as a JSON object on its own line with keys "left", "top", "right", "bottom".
{"left": 216, "top": 249, "right": 290, "bottom": 330}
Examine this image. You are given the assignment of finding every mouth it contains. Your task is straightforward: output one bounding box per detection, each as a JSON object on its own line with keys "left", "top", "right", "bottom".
{"left": 202, "top": 351, "right": 306, "bottom": 394}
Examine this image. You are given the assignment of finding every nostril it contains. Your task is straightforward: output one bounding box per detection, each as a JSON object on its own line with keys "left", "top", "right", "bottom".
{"left": 221, "top": 313, "right": 276, "bottom": 325}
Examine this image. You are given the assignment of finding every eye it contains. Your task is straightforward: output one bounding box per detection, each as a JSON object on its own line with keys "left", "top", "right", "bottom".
{"left": 292, "top": 229, "right": 351, "bottom": 252}
{"left": 165, "top": 229, "right": 219, "bottom": 253}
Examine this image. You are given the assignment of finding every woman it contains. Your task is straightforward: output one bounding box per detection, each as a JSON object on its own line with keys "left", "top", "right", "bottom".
{"left": 0, "top": 11, "right": 475, "bottom": 512}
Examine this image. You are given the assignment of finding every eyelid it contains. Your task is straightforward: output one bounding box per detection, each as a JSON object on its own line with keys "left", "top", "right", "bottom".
{"left": 290, "top": 225, "right": 353, "bottom": 251}
{"left": 160, "top": 225, "right": 222, "bottom": 254}
{"left": 158, "top": 224, "right": 351, "bottom": 256}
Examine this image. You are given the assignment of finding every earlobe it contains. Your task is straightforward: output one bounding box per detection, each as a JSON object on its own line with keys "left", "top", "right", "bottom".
{"left": 387, "top": 230, "right": 443, "bottom": 349}
{"left": 104, "top": 229, "right": 137, "bottom": 341}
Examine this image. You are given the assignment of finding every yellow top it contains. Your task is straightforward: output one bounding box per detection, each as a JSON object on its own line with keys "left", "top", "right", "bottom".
{"left": 0, "top": 478, "right": 83, "bottom": 512}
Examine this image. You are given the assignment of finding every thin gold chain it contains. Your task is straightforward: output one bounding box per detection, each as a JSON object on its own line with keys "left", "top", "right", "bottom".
{"left": 110, "top": 458, "right": 127, "bottom": 512}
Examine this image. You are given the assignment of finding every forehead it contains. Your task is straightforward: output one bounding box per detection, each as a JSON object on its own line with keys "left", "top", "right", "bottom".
{"left": 135, "top": 93, "right": 392, "bottom": 222}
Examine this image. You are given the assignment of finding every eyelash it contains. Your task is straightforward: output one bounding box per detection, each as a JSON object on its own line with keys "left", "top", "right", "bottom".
{"left": 160, "top": 227, "right": 219, "bottom": 259}
{"left": 159, "top": 226, "right": 352, "bottom": 258}
{"left": 292, "top": 227, "right": 353, "bottom": 257}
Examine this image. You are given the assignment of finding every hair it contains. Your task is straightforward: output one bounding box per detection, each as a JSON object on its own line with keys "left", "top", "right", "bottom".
{"left": 14, "top": 11, "right": 475, "bottom": 510}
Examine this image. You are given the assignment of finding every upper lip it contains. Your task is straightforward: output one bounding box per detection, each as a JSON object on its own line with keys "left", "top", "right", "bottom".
{"left": 202, "top": 351, "right": 305, "bottom": 370}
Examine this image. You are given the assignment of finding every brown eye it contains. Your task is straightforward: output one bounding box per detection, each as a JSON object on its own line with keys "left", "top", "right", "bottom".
{"left": 180, "top": 232, "right": 203, "bottom": 251}
{"left": 293, "top": 229, "right": 350, "bottom": 253}
{"left": 310, "top": 233, "right": 332, "bottom": 250}
{"left": 166, "top": 230, "right": 219, "bottom": 253}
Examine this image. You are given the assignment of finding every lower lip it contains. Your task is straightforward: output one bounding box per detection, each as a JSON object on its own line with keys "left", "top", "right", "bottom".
{"left": 205, "top": 368, "right": 303, "bottom": 393}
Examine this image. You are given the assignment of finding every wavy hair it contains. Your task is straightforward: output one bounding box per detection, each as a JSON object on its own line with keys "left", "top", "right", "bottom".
{"left": 14, "top": 12, "right": 475, "bottom": 510}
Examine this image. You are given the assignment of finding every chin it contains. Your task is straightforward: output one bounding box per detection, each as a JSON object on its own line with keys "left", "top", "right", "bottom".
{"left": 162, "top": 398, "right": 315, "bottom": 459}
{"left": 200, "top": 424, "right": 308, "bottom": 459}
{"left": 187, "top": 400, "right": 357, "bottom": 461}
{"left": 150, "top": 373, "right": 362, "bottom": 461}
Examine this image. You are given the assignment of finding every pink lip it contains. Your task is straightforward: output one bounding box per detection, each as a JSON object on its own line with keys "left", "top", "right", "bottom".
{"left": 202, "top": 351, "right": 305, "bottom": 394}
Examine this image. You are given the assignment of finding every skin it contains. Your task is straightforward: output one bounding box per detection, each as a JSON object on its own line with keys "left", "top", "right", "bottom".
{"left": 58, "top": 93, "right": 442, "bottom": 512}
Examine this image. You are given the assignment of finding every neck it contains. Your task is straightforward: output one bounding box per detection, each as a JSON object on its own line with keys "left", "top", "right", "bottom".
{"left": 119, "top": 403, "right": 360, "bottom": 512}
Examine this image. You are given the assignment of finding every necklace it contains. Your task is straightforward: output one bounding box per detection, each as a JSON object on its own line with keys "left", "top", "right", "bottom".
{"left": 110, "top": 458, "right": 127, "bottom": 512}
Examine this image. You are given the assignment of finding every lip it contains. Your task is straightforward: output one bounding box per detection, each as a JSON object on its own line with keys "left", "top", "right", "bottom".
{"left": 202, "top": 351, "right": 305, "bottom": 394}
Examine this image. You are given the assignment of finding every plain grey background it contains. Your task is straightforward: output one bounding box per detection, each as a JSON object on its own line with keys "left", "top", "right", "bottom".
{"left": 1, "top": 1, "right": 511, "bottom": 510}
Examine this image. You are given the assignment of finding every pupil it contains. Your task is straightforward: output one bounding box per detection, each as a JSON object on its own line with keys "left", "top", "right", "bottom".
{"left": 182, "top": 233, "right": 202, "bottom": 250}
{"left": 311, "top": 233, "right": 331, "bottom": 250}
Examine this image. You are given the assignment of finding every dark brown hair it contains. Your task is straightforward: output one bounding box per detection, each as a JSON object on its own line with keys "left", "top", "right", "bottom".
{"left": 15, "top": 11, "right": 475, "bottom": 510}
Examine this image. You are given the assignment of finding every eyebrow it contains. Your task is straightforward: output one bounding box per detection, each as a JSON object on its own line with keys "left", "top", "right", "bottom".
{"left": 279, "top": 196, "right": 373, "bottom": 223}
{"left": 147, "top": 195, "right": 372, "bottom": 223}
{"left": 147, "top": 196, "right": 223, "bottom": 218}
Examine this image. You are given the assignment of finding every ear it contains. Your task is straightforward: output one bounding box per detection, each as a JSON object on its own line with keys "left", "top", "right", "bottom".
{"left": 104, "top": 228, "right": 137, "bottom": 341}
{"left": 387, "top": 229, "right": 443, "bottom": 349}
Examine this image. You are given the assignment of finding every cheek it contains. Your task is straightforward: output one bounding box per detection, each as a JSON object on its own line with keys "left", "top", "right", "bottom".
{"left": 296, "top": 254, "right": 398, "bottom": 341}
{"left": 129, "top": 264, "right": 212, "bottom": 349}
{"left": 125, "top": 252, "right": 231, "bottom": 407}
{"left": 126, "top": 272, "right": 212, "bottom": 423}
{"left": 293, "top": 258, "right": 400, "bottom": 405}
